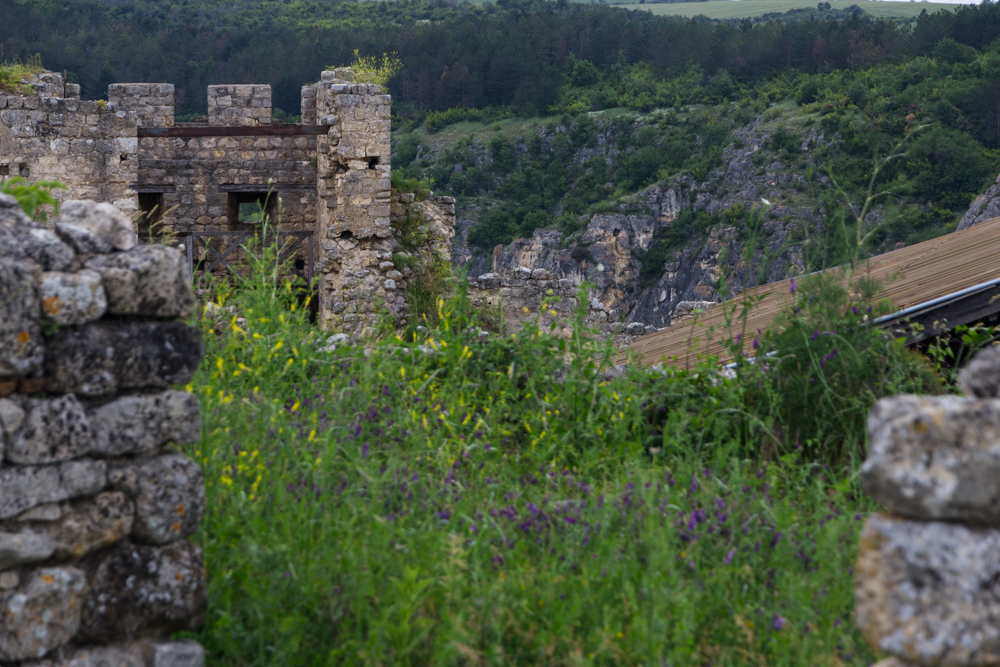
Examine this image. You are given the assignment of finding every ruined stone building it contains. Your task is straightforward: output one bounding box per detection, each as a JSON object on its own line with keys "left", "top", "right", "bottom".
{"left": 0, "top": 68, "right": 455, "bottom": 336}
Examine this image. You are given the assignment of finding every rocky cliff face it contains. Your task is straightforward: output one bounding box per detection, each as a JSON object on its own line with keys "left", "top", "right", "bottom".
{"left": 447, "top": 112, "right": 998, "bottom": 337}
{"left": 454, "top": 116, "right": 818, "bottom": 332}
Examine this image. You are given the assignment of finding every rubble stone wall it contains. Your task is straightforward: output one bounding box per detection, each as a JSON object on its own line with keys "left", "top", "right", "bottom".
{"left": 207, "top": 85, "right": 271, "bottom": 127}
{"left": 0, "top": 195, "right": 207, "bottom": 667}
{"left": 137, "top": 133, "right": 317, "bottom": 234}
{"left": 313, "top": 70, "right": 395, "bottom": 335}
{"left": 855, "top": 345, "right": 1000, "bottom": 667}
{"left": 0, "top": 72, "right": 154, "bottom": 216}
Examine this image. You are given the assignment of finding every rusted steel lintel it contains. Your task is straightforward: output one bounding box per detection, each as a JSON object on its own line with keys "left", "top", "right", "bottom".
{"left": 138, "top": 125, "right": 330, "bottom": 138}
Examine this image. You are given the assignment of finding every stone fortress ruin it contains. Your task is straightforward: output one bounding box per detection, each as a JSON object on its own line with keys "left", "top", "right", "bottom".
{"left": 0, "top": 68, "right": 455, "bottom": 337}
{"left": 1, "top": 68, "right": 651, "bottom": 342}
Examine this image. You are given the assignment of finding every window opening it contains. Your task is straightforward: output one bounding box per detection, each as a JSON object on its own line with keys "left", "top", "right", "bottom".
{"left": 226, "top": 191, "right": 277, "bottom": 232}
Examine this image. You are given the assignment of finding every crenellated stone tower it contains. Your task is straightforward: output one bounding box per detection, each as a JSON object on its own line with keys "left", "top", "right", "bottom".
{"left": 0, "top": 68, "right": 454, "bottom": 338}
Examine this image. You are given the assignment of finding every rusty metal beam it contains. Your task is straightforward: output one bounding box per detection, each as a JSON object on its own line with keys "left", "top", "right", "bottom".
{"left": 138, "top": 125, "right": 329, "bottom": 138}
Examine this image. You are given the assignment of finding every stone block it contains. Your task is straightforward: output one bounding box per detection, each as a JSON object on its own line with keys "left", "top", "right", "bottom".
{"left": 44, "top": 321, "right": 203, "bottom": 397}
{"left": 78, "top": 540, "right": 206, "bottom": 641}
{"left": 109, "top": 453, "right": 204, "bottom": 545}
{"left": 7, "top": 394, "right": 92, "bottom": 465}
{"left": 57, "top": 201, "right": 136, "bottom": 251}
{"left": 0, "top": 208, "right": 73, "bottom": 271}
{"left": 0, "top": 260, "right": 43, "bottom": 378}
{"left": 0, "top": 460, "right": 107, "bottom": 519}
{"left": 0, "top": 567, "right": 87, "bottom": 661}
{"left": 960, "top": 345, "right": 1000, "bottom": 398}
{"left": 856, "top": 513, "right": 1000, "bottom": 666}
{"left": 47, "top": 492, "right": 134, "bottom": 561}
{"left": 88, "top": 390, "right": 201, "bottom": 457}
{"left": 39, "top": 270, "right": 107, "bottom": 326}
{"left": 151, "top": 640, "right": 205, "bottom": 667}
{"left": 863, "top": 395, "right": 1000, "bottom": 526}
{"left": 85, "top": 245, "right": 193, "bottom": 318}
{"left": 0, "top": 530, "right": 56, "bottom": 570}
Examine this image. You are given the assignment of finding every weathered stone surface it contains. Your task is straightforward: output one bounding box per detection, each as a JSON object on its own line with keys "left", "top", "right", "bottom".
{"left": 0, "top": 567, "right": 87, "bottom": 661}
{"left": 88, "top": 390, "right": 201, "bottom": 457}
{"left": 16, "top": 504, "right": 64, "bottom": 523}
{"left": 54, "top": 222, "right": 114, "bottom": 256}
{"left": 863, "top": 395, "right": 1000, "bottom": 526}
{"left": 110, "top": 454, "right": 204, "bottom": 545}
{"left": 39, "top": 270, "right": 107, "bottom": 326}
{"left": 0, "top": 208, "right": 74, "bottom": 272}
{"left": 960, "top": 345, "right": 1000, "bottom": 399}
{"left": 0, "top": 460, "right": 107, "bottom": 520}
{"left": 0, "top": 529, "right": 56, "bottom": 570}
{"left": 856, "top": 513, "right": 1000, "bottom": 666}
{"left": 152, "top": 641, "right": 205, "bottom": 667}
{"left": 58, "top": 201, "right": 136, "bottom": 251}
{"left": 78, "top": 540, "right": 206, "bottom": 641}
{"left": 0, "top": 259, "right": 44, "bottom": 378}
{"left": 0, "top": 397, "right": 26, "bottom": 438}
{"left": 85, "top": 245, "right": 193, "bottom": 319}
{"left": 48, "top": 492, "right": 134, "bottom": 561}
{"left": 7, "top": 394, "right": 93, "bottom": 465}
{"left": 0, "top": 194, "right": 17, "bottom": 209}
{"left": 44, "top": 322, "right": 203, "bottom": 397}
{"left": 23, "top": 644, "right": 145, "bottom": 666}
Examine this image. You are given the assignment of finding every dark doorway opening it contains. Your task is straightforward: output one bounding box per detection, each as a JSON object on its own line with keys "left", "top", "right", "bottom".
{"left": 137, "top": 192, "right": 165, "bottom": 240}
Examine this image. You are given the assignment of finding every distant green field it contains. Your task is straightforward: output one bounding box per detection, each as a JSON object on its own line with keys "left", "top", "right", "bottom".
{"left": 616, "top": 0, "right": 962, "bottom": 19}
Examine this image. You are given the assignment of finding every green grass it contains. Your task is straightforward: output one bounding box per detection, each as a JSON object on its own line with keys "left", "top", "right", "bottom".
{"left": 0, "top": 55, "right": 44, "bottom": 95}
{"left": 619, "top": 0, "right": 963, "bottom": 19}
{"left": 177, "top": 239, "right": 954, "bottom": 664}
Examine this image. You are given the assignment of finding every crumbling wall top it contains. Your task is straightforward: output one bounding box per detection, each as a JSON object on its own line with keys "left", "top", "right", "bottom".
{"left": 107, "top": 83, "right": 175, "bottom": 128}
{"left": 207, "top": 84, "right": 271, "bottom": 126}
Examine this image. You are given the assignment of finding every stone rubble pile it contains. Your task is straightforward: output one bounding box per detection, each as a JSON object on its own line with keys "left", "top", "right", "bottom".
{"left": 856, "top": 344, "right": 1000, "bottom": 667}
{"left": 0, "top": 195, "right": 206, "bottom": 666}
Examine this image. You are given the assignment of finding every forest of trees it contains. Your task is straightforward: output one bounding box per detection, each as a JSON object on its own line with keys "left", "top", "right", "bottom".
{"left": 4, "top": 0, "right": 1000, "bottom": 119}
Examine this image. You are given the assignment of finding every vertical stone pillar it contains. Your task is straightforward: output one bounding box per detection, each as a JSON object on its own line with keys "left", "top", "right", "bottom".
{"left": 105, "top": 84, "right": 175, "bottom": 217}
{"left": 207, "top": 85, "right": 271, "bottom": 126}
{"left": 313, "top": 69, "right": 396, "bottom": 335}
{"left": 855, "top": 346, "right": 1000, "bottom": 667}
{"left": 300, "top": 85, "right": 317, "bottom": 125}
{"left": 0, "top": 196, "right": 207, "bottom": 666}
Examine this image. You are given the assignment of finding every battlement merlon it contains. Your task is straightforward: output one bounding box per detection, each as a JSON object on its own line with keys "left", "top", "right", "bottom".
{"left": 208, "top": 84, "right": 271, "bottom": 127}
{"left": 107, "top": 83, "right": 175, "bottom": 128}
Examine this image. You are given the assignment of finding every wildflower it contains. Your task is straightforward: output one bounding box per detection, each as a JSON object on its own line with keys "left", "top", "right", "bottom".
{"left": 820, "top": 348, "right": 838, "bottom": 368}
{"left": 789, "top": 277, "right": 796, "bottom": 294}
{"left": 811, "top": 329, "right": 820, "bottom": 341}
{"left": 772, "top": 615, "right": 786, "bottom": 631}
{"left": 724, "top": 549, "right": 735, "bottom": 564}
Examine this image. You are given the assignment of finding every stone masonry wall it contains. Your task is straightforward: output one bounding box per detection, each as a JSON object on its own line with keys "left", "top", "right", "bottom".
{"left": 0, "top": 195, "right": 207, "bottom": 666}
{"left": 137, "top": 133, "right": 317, "bottom": 235}
{"left": 313, "top": 69, "right": 394, "bottom": 336}
{"left": 855, "top": 345, "right": 1000, "bottom": 667}
{"left": 0, "top": 72, "right": 155, "bottom": 216}
{"left": 207, "top": 85, "right": 271, "bottom": 127}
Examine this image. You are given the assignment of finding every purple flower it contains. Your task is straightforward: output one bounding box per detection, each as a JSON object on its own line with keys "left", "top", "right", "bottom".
{"left": 723, "top": 549, "right": 736, "bottom": 564}
{"left": 789, "top": 278, "right": 796, "bottom": 294}
{"left": 811, "top": 329, "right": 820, "bottom": 341}
{"left": 752, "top": 337, "right": 760, "bottom": 351}
{"left": 772, "top": 615, "right": 786, "bottom": 631}
{"left": 820, "top": 348, "right": 838, "bottom": 368}
{"left": 362, "top": 442, "right": 369, "bottom": 458}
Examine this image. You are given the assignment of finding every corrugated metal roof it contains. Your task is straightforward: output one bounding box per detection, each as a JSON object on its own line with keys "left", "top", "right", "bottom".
{"left": 625, "top": 215, "right": 1000, "bottom": 368}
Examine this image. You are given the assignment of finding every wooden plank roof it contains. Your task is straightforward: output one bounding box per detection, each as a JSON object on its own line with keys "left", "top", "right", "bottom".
{"left": 624, "top": 215, "right": 1000, "bottom": 368}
